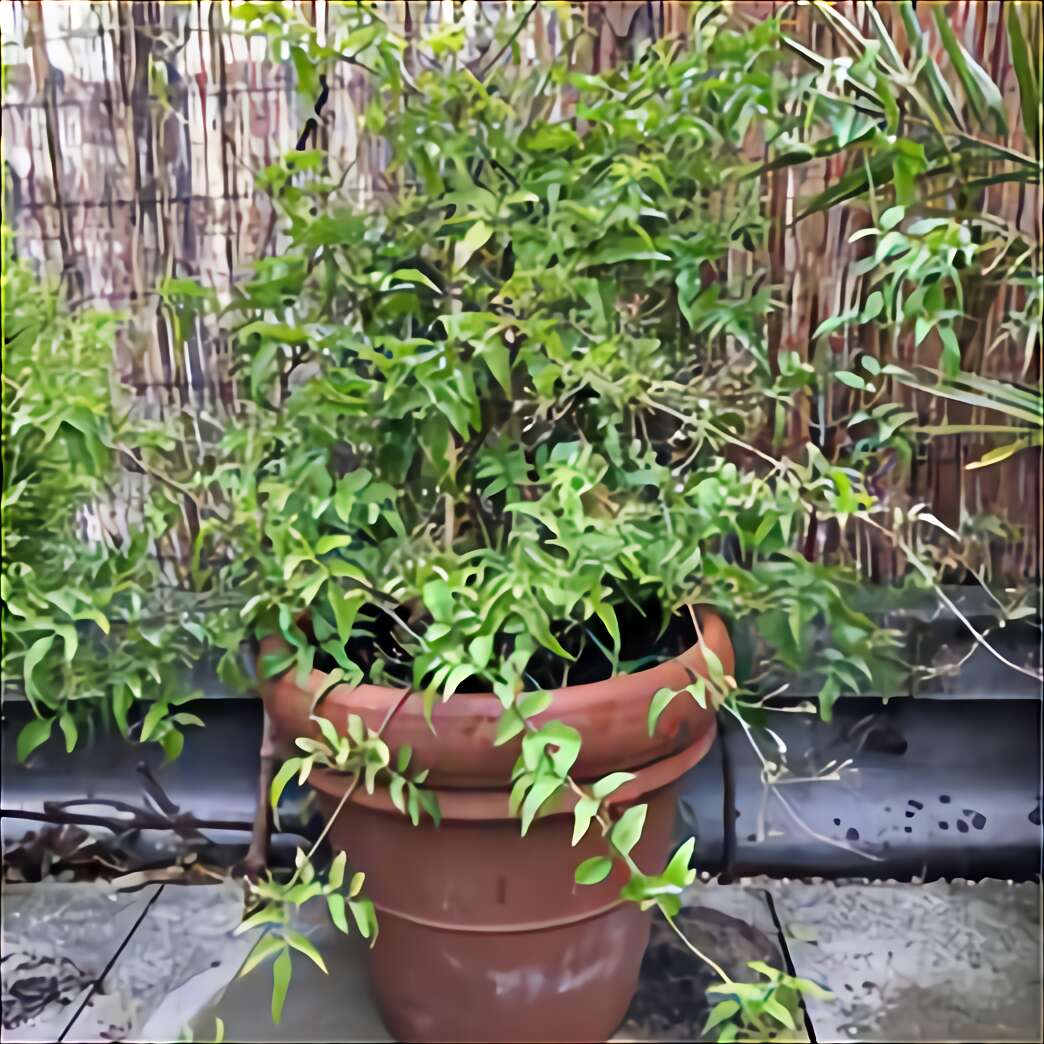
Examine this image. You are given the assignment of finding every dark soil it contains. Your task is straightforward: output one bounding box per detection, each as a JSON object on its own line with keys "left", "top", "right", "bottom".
{"left": 308, "top": 599, "right": 704, "bottom": 691}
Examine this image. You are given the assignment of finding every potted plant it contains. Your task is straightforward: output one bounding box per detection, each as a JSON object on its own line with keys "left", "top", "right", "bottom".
{"left": 193, "top": 5, "right": 890, "bottom": 1041}
{"left": 15, "top": 2, "right": 1036, "bottom": 1043}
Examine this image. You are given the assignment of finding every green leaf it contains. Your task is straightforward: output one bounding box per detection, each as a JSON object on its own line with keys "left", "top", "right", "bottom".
{"left": 468, "top": 633, "right": 494, "bottom": 670}
{"left": 879, "top": 206, "right": 904, "bottom": 231}
{"left": 574, "top": 855, "right": 613, "bottom": 885}
{"left": 763, "top": 995, "right": 796, "bottom": 1029}
{"left": 310, "top": 668, "right": 349, "bottom": 712}
{"left": 516, "top": 690, "right": 551, "bottom": 719}
{"left": 454, "top": 220, "right": 493, "bottom": 270}
{"left": 327, "top": 850, "right": 347, "bottom": 890}
{"left": 140, "top": 701, "right": 168, "bottom": 742}
{"left": 480, "top": 339, "right": 512, "bottom": 395}
{"left": 239, "top": 934, "right": 285, "bottom": 978}
{"left": 22, "top": 634, "right": 54, "bottom": 711}
{"left": 270, "top": 948, "right": 292, "bottom": 1024}
{"left": 422, "top": 580, "right": 454, "bottom": 623}
{"left": 385, "top": 267, "right": 441, "bottom": 294}
{"left": 54, "top": 623, "right": 78, "bottom": 663}
{"left": 161, "top": 728, "right": 184, "bottom": 763}
{"left": 112, "top": 684, "right": 134, "bottom": 737}
{"left": 16, "top": 717, "right": 53, "bottom": 762}
{"left": 703, "top": 1000, "right": 740, "bottom": 1032}
{"left": 290, "top": 45, "right": 318, "bottom": 103}
{"left": 572, "top": 796, "right": 599, "bottom": 846}
{"left": 58, "top": 712, "right": 78, "bottom": 753}
{"left": 314, "top": 714, "right": 341, "bottom": 751}
{"left": 326, "top": 893, "right": 349, "bottom": 934}
{"left": 494, "top": 708, "right": 526, "bottom": 746}
{"left": 609, "top": 803, "right": 648, "bottom": 858}
{"left": 716, "top": 1023, "right": 739, "bottom": 1044}
{"left": 348, "top": 898, "right": 377, "bottom": 940}
{"left": 747, "top": 960, "right": 781, "bottom": 980}
{"left": 327, "top": 586, "right": 364, "bottom": 644}
{"left": 521, "top": 721, "right": 582, "bottom": 777}
{"left": 285, "top": 930, "right": 328, "bottom": 973}
{"left": 914, "top": 315, "right": 933, "bottom": 348}
{"left": 966, "top": 439, "right": 1030, "bottom": 469}
{"left": 1007, "top": 4, "right": 1040, "bottom": 146}
{"left": 443, "top": 663, "right": 475, "bottom": 698}
{"left": 591, "top": 772, "right": 635, "bottom": 800}
{"left": 260, "top": 651, "right": 294, "bottom": 680}
{"left": 701, "top": 643, "right": 726, "bottom": 684}
{"left": 520, "top": 776, "right": 562, "bottom": 835}
{"left": 315, "top": 534, "right": 352, "bottom": 555}
{"left": 271, "top": 758, "right": 303, "bottom": 808}
{"left": 577, "top": 238, "right": 670, "bottom": 269}
{"left": 592, "top": 599, "right": 620, "bottom": 652}
{"left": 648, "top": 686, "right": 678, "bottom": 736}
{"left": 933, "top": 7, "right": 1007, "bottom": 134}
{"left": 662, "top": 836, "right": 697, "bottom": 887}
{"left": 818, "top": 675, "right": 841, "bottom": 722}
{"left": 170, "top": 712, "right": 205, "bottom": 728}
{"left": 939, "top": 326, "right": 962, "bottom": 378}
{"left": 860, "top": 290, "right": 883, "bottom": 322}
{"left": 235, "top": 906, "right": 285, "bottom": 935}
{"left": 835, "top": 371, "right": 866, "bottom": 390}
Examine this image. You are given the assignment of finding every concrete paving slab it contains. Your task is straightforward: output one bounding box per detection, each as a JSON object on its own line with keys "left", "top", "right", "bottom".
{"left": 773, "top": 879, "right": 1044, "bottom": 1043}
{"left": 619, "top": 881, "right": 802, "bottom": 1042}
{"left": 11, "top": 878, "right": 1040, "bottom": 1043}
{"left": 191, "top": 882, "right": 801, "bottom": 1044}
{"left": 62, "top": 879, "right": 257, "bottom": 1043}
{"left": 189, "top": 895, "right": 392, "bottom": 1044}
{"left": 1, "top": 883, "right": 160, "bottom": 1042}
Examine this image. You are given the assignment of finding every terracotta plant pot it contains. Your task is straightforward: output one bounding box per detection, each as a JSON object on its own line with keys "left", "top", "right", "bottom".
{"left": 261, "top": 610, "right": 732, "bottom": 786}
{"left": 260, "top": 611, "right": 733, "bottom": 1043}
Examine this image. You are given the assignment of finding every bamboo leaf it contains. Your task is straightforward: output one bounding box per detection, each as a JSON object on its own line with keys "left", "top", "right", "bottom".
{"left": 1006, "top": 3, "right": 1040, "bottom": 146}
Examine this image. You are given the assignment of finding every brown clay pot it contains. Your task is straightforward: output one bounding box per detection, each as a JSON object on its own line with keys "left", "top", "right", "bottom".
{"left": 261, "top": 609, "right": 732, "bottom": 787}
{"left": 259, "top": 610, "right": 732, "bottom": 1042}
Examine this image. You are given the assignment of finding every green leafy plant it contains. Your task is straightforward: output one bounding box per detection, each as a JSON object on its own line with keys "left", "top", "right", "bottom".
{"left": 178, "top": 2, "right": 864, "bottom": 1031}
{"left": 1, "top": 205, "right": 207, "bottom": 762}
{"left": 704, "top": 961, "right": 831, "bottom": 1043}
{"left": 237, "top": 848, "right": 377, "bottom": 1023}
{"left": 270, "top": 714, "right": 440, "bottom": 825}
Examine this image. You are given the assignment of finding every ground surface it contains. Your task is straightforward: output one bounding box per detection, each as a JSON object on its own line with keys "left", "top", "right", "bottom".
{"left": 1, "top": 878, "right": 1040, "bottom": 1043}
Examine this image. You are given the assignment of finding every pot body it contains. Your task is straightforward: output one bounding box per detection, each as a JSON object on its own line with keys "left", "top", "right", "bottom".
{"left": 314, "top": 753, "right": 695, "bottom": 1044}
{"left": 262, "top": 612, "right": 731, "bottom": 1041}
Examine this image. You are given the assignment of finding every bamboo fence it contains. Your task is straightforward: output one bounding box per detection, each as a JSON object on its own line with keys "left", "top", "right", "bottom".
{"left": 2, "top": 0, "right": 1040, "bottom": 582}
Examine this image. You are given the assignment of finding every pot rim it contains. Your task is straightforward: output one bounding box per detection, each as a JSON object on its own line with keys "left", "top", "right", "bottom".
{"left": 260, "top": 608, "right": 732, "bottom": 723}
{"left": 310, "top": 726, "right": 715, "bottom": 821}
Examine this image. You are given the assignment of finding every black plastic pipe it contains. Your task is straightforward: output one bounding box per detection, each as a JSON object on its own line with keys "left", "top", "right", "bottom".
{"left": 677, "top": 696, "right": 1042, "bottom": 882}
{"left": 3, "top": 693, "right": 1040, "bottom": 882}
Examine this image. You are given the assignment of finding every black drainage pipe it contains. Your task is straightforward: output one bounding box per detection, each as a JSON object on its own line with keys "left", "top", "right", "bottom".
{"left": 677, "top": 696, "right": 1042, "bottom": 882}
{"left": 3, "top": 695, "right": 1041, "bottom": 882}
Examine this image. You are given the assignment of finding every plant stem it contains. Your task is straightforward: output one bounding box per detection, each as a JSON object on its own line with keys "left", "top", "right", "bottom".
{"left": 662, "top": 911, "right": 734, "bottom": 984}
{"left": 274, "top": 683, "right": 415, "bottom": 893}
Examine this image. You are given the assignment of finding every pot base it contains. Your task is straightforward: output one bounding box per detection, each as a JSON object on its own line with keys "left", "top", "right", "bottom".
{"left": 366, "top": 902, "right": 651, "bottom": 1044}
{"left": 316, "top": 748, "right": 705, "bottom": 1044}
